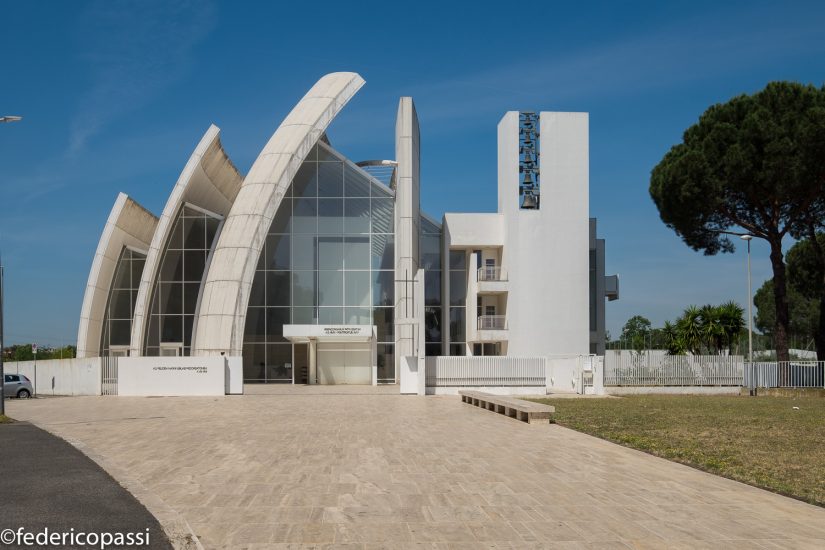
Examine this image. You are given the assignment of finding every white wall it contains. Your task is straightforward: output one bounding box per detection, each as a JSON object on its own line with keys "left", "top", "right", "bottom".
{"left": 6, "top": 358, "right": 102, "bottom": 396}
{"left": 117, "top": 356, "right": 226, "bottom": 396}
{"left": 499, "top": 111, "right": 590, "bottom": 359}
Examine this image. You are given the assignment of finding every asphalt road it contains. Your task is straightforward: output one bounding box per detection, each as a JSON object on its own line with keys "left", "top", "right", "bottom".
{"left": 0, "top": 420, "right": 171, "bottom": 550}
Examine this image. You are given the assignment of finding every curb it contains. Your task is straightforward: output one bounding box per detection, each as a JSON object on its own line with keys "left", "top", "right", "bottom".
{"left": 61, "top": 436, "right": 204, "bottom": 550}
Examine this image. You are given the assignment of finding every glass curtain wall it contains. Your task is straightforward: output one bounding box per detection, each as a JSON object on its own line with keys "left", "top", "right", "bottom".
{"left": 144, "top": 205, "right": 221, "bottom": 356}
{"left": 100, "top": 247, "right": 146, "bottom": 356}
{"left": 449, "top": 250, "right": 467, "bottom": 355}
{"left": 243, "top": 142, "right": 395, "bottom": 383}
{"left": 420, "top": 217, "right": 442, "bottom": 356}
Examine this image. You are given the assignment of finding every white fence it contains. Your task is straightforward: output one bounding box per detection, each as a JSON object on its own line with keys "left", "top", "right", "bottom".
{"left": 744, "top": 361, "right": 824, "bottom": 388}
{"left": 604, "top": 352, "right": 744, "bottom": 386}
{"left": 425, "top": 356, "right": 546, "bottom": 388}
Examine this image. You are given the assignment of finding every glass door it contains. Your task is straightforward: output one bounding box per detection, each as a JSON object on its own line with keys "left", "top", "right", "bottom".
{"left": 293, "top": 343, "right": 308, "bottom": 384}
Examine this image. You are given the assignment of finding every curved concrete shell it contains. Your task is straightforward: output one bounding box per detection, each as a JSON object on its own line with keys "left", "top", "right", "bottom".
{"left": 130, "top": 124, "right": 243, "bottom": 355}
{"left": 192, "top": 72, "right": 365, "bottom": 356}
{"left": 77, "top": 193, "right": 158, "bottom": 358}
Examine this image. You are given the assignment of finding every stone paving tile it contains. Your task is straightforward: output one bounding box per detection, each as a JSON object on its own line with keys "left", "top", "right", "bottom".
{"left": 8, "top": 390, "right": 825, "bottom": 549}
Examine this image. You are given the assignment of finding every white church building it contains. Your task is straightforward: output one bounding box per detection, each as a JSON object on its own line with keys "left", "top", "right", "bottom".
{"left": 75, "top": 72, "right": 618, "bottom": 392}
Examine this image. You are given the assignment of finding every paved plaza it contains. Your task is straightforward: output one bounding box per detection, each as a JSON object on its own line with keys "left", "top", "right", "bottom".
{"left": 8, "top": 389, "right": 825, "bottom": 549}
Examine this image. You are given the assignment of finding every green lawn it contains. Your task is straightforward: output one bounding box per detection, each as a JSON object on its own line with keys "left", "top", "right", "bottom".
{"left": 0, "top": 414, "right": 14, "bottom": 424}
{"left": 529, "top": 395, "right": 825, "bottom": 506}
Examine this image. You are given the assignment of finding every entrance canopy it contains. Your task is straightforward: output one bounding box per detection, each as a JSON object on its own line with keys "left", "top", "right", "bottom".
{"left": 283, "top": 324, "right": 375, "bottom": 343}
{"left": 283, "top": 325, "right": 378, "bottom": 385}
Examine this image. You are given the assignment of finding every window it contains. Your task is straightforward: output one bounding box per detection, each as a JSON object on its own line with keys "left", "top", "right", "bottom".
{"left": 243, "top": 142, "right": 397, "bottom": 382}
{"left": 144, "top": 205, "right": 221, "bottom": 356}
{"left": 420, "top": 217, "right": 443, "bottom": 356}
{"left": 101, "top": 247, "right": 146, "bottom": 356}
{"left": 448, "top": 249, "right": 467, "bottom": 355}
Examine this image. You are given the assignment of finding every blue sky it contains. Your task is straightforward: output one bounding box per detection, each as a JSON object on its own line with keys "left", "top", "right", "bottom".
{"left": 1, "top": 0, "right": 824, "bottom": 347}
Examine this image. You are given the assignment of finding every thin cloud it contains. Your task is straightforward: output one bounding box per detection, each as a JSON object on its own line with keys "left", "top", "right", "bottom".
{"left": 67, "top": 0, "right": 216, "bottom": 155}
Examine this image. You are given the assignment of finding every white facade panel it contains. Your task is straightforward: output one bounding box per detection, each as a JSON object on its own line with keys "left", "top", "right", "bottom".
{"left": 443, "top": 213, "right": 505, "bottom": 247}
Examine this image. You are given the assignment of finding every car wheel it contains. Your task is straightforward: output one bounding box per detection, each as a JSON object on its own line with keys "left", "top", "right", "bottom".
{"left": 17, "top": 389, "right": 31, "bottom": 399}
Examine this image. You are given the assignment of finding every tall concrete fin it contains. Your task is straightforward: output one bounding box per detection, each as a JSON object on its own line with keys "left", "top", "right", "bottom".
{"left": 77, "top": 193, "right": 157, "bottom": 358}
{"left": 393, "top": 97, "right": 422, "bottom": 374}
{"left": 130, "top": 124, "right": 243, "bottom": 355}
{"left": 192, "top": 72, "right": 366, "bottom": 356}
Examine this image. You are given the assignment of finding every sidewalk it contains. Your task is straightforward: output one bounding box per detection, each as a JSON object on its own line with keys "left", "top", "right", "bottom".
{"left": 0, "top": 420, "right": 171, "bottom": 550}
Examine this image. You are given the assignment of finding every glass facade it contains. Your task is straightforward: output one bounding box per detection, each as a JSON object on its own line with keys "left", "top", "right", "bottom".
{"left": 144, "top": 205, "right": 221, "bottom": 356}
{"left": 100, "top": 247, "right": 145, "bottom": 356}
{"left": 243, "top": 142, "right": 396, "bottom": 383}
{"left": 589, "top": 249, "right": 597, "bottom": 332}
{"left": 420, "top": 216, "right": 443, "bottom": 356}
{"left": 448, "top": 249, "right": 467, "bottom": 356}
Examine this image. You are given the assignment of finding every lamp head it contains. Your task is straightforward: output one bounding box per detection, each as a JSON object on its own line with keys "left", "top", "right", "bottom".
{"left": 740, "top": 234, "right": 753, "bottom": 241}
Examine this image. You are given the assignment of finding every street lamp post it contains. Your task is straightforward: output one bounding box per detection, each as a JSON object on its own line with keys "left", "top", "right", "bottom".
{"left": 741, "top": 234, "right": 754, "bottom": 395}
{"left": 1, "top": 116, "right": 21, "bottom": 413}
{"left": 1, "top": 254, "right": 5, "bottom": 415}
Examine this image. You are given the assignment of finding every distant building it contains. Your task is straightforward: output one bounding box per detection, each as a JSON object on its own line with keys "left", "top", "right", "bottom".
{"left": 77, "top": 72, "right": 618, "bottom": 385}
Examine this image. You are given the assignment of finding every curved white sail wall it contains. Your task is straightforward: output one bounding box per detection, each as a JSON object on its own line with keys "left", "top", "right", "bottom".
{"left": 130, "top": 124, "right": 243, "bottom": 355}
{"left": 193, "top": 72, "right": 365, "bottom": 356}
{"left": 77, "top": 193, "right": 157, "bottom": 358}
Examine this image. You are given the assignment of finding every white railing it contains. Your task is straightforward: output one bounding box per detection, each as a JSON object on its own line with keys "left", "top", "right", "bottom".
{"left": 604, "top": 352, "right": 744, "bottom": 386}
{"left": 477, "top": 267, "right": 507, "bottom": 282}
{"left": 425, "top": 356, "right": 545, "bottom": 387}
{"left": 477, "top": 315, "right": 507, "bottom": 330}
{"left": 744, "top": 361, "right": 824, "bottom": 388}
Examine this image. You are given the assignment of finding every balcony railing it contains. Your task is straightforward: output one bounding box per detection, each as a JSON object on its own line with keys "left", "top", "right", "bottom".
{"left": 477, "top": 267, "right": 507, "bottom": 282}
{"left": 477, "top": 315, "right": 507, "bottom": 330}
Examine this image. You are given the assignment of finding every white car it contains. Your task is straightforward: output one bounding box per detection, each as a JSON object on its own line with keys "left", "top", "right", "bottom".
{"left": 3, "top": 373, "right": 34, "bottom": 398}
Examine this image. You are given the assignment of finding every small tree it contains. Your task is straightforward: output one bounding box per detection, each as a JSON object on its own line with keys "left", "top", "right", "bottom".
{"left": 755, "top": 278, "right": 819, "bottom": 350}
{"left": 786, "top": 234, "right": 825, "bottom": 360}
{"left": 620, "top": 315, "right": 652, "bottom": 351}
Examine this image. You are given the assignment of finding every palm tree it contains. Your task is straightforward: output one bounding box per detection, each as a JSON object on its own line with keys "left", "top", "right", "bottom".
{"left": 663, "top": 321, "right": 686, "bottom": 355}
{"left": 699, "top": 304, "right": 725, "bottom": 354}
{"left": 677, "top": 306, "right": 704, "bottom": 355}
{"left": 717, "top": 301, "right": 746, "bottom": 355}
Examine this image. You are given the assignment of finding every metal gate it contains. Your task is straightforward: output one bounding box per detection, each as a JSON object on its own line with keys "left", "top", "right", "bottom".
{"left": 101, "top": 356, "right": 118, "bottom": 395}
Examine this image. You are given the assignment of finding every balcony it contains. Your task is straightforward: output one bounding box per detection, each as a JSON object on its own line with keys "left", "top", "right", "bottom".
{"left": 476, "top": 267, "right": 508, "bottom": 295}
{"left": 477, "top": 315, "right": 507, "bottom": 330}
{"left": 477, "top": 266, "right": 507, "bottom": 281}
{"left": 475, "top": 314, "right": 508, "bottom": 342}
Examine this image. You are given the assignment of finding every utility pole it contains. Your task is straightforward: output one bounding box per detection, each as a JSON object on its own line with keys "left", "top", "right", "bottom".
{"left": 1, "top": 253, "right": 5, "bottom": 415}
{"left": 1, "top": 116, "right": 21, "bottom": 413}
